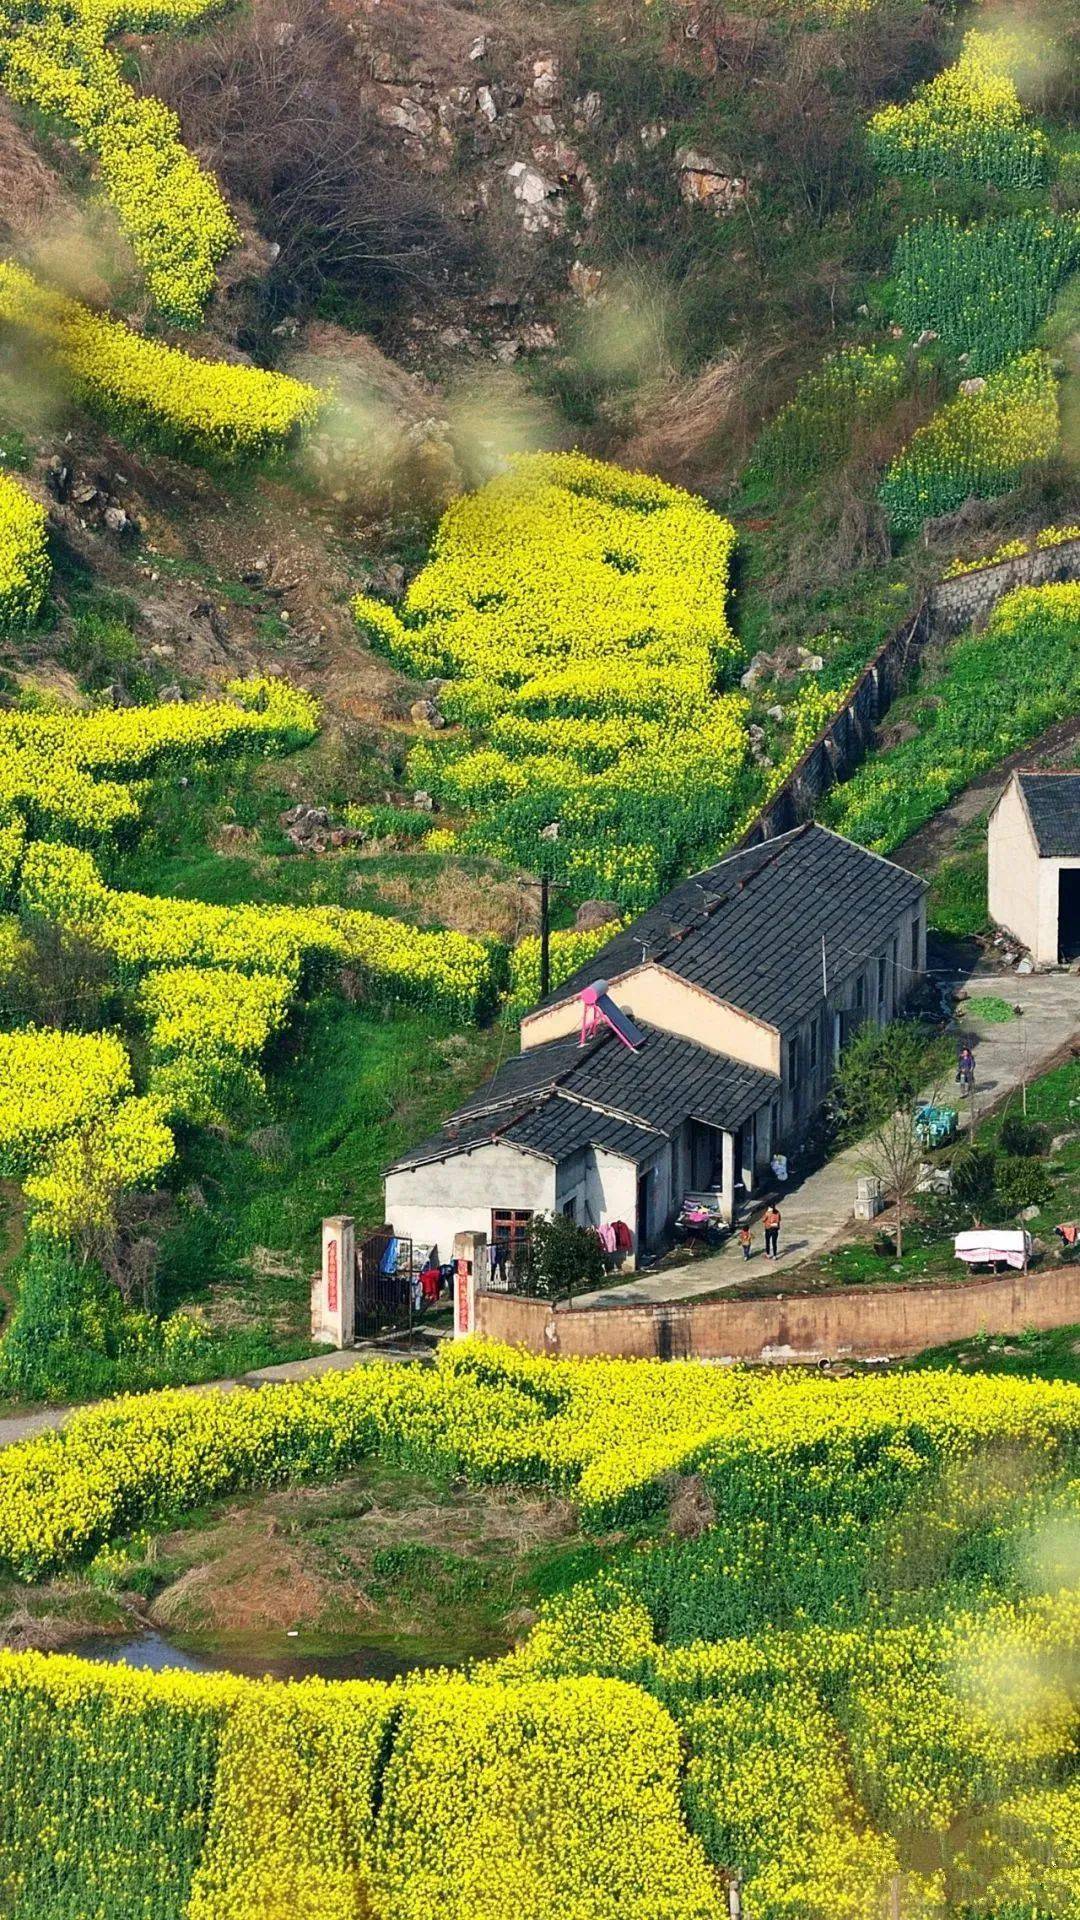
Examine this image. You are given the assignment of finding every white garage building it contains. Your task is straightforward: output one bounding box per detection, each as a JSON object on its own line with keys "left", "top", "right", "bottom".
{"left": 988, "top": 771, "right": 1080, "bottom": 967}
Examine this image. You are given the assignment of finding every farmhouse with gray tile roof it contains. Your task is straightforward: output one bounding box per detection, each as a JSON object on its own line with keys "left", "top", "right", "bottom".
{"left": 385, "top": 823, "right": 927, "bottom": 1268}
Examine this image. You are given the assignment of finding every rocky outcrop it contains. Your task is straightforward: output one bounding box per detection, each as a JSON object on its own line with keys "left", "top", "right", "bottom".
{"left": 674, "top": 148, "right": 748, "bottom": 214}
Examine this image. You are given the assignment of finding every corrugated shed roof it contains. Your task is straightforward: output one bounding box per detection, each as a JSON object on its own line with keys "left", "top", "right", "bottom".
{"left": 528, "top": 823, "right": 926, "bottom": 1032}
{"left": 1017, "top": 772, "right": 1080, "bottom": 858}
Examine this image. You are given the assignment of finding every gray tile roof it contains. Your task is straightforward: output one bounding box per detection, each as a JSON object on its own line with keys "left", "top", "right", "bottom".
{"left": 507, "top": 1096, "right": 664, "bottom": 1165}
{"left": 530, "top": 823, "right": 926, "bottom": 1034}
{"left": 1017, "top": 772, "right": 1080, "bottom": 858}
{"left": 385, "top": 1023, "right": 779, "bottom": 1175}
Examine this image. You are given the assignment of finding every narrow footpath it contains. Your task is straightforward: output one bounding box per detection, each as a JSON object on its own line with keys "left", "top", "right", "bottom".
{"left": 0, "top": 1345, "right": 378, "bottom": 1452}
{"left": 571, "top": 966, "right": 1080, "bottom": 1310}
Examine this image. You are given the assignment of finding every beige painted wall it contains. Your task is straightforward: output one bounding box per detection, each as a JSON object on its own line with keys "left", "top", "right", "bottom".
{"left": 520, "top": 963, "right": 782, "bottom": 1073}
{"left": 986, "top": 775, "right": 1080, "bottom": 966}
{"left": 989, "top": 775, "right": 1043, "bottom": 957}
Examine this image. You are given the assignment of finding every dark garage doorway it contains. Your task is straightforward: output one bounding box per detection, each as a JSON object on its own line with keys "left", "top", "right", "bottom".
{"left": 1059, "top": 870, "right": 1080, "bottom": 961}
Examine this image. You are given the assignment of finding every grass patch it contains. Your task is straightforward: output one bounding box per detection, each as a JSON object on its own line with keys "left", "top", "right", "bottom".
{"left": 960, "top": 993, "right": 1016, "bottom": 1023}
{"left": 157, "top": 994, "right": 503, "bottom": 1328}
{"left": 928, "top": 848, "right": 989, "bottom": 937}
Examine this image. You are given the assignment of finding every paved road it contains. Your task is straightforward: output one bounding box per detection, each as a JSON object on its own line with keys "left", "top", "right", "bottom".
{"left": 571, "top": 965, "right": 1080, "bottom": 1310}
{"left": 0, "top": 1345, "right": 386, "bottom": 1452}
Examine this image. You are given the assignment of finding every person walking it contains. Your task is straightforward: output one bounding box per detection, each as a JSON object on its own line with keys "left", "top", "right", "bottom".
{"left": 762, "top": 1203, "right": 781, "bottom": 1261}
{"left": 738, "top": 1222, "right": 753, "bottom": 1261}
{"left": 957, "top": 1044, "right": 975, "bottom": 1098}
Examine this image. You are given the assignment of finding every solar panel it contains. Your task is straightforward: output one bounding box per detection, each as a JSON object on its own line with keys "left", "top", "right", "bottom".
{"left": 596, "top": 992, "right": 644, "bottom": 1051}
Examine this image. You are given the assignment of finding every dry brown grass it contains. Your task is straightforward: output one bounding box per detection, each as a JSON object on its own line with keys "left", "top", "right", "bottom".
{"left": 152, "top": 1515, "right": 334, "bottom": 1634}
{"left": 0, "top": 103, "right": 64, "bottom": 245}
{"left": 363, "top": 862, "right": 539, "bottom": 942}
{"left": 619, "top": 351, "right": 758, "bottom": 488}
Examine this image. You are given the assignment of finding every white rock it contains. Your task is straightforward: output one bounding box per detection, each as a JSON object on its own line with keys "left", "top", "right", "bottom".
{"left": 476, "top": 85, "right": 498, "bottom": 123}
{"left": 569, "top": 260, "right": 602, "bottom": 301}
{"left": 383, "top": 98, "right": 434, "bottom": 138}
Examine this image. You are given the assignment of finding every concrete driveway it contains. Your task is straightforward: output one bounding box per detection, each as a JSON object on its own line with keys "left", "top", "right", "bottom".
{"left": 571, "top": 965, "right": 1080, "bottom": 1310}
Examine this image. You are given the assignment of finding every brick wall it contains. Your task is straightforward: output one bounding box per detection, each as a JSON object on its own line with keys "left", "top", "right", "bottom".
{"left": 476, "top": 1268, "right": 1080, "bottom": 1361}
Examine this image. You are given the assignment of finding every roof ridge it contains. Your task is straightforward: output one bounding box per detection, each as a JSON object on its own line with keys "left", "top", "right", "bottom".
{"left": 644, "top": 828, "right": 812, "bottom": 966}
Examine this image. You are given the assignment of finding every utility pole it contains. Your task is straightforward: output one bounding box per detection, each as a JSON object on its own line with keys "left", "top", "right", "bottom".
{"left": 727, "top": 1874, "right": 742, "bottom": 1920}
{"left": 889, "top": 1873, "right": 901, "bottom": 1920}
{"left": 537, "top": 821, "right": 561, "bottom": 1000}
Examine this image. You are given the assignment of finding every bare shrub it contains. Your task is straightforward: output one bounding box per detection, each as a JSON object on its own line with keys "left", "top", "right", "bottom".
{"left": 666, "top": 1474, "right": 717, "bottom": 1541}
{"left": 144, "top": 0, "right": 471, "bottom": 320}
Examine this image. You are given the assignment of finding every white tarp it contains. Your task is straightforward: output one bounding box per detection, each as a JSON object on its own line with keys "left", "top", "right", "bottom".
{"left": 954, "top": 1229, "right": 1032, "bottom": 1271}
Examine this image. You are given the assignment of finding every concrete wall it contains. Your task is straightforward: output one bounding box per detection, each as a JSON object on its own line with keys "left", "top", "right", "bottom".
{"left": 988, "top": 775, "right": 1044, "bottom": 959}
{"left": 476, "top": 1265, "right": 1080, "bottom": 1361}
{"left": 555, "top": 1145, "right": 639, "bottom": 1239}
{"left": 521, "top": 964, "right": 782, "bottom": 1074}
{"left": 385, "top": 1139, "right": 555, "bottom": 1264}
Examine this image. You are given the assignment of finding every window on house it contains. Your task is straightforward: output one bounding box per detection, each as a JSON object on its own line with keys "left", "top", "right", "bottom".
{"left": 562, "top": 1197, "right": 578, "bottom": 1222}
{"left": 911, "top": 917, "right": 920, "bottom": 970}
{"left": 491, "top": 1209, "right": 532, "bottom": 1255}
{"left": 856, "top": 972, "right": 865, "bottom": 1009}
{"left": 789, "top": 1036, "right": 800, "bottom": 1089}
{"left": 809, "top": 1020, "right": 819, "bottom": 1072}
{"left": 878, "top": 955, "right": 887, "bottom": 1005}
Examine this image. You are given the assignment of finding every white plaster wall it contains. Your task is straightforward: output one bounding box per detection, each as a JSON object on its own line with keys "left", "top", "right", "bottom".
{"left": 989, "top": 778, "right": 1044, "bottom": 959}
{"left": 385, "top": 1141, "right": 555, "bottom": 1264}
{"left": 1036, "top": 858, "right": 1060, "bottom": 965}
{"left": 520, "top": 964, "right": 782, "bottom": 1073}
{"left": 587, "top": 1150, "right": 639, "bottom": 1232}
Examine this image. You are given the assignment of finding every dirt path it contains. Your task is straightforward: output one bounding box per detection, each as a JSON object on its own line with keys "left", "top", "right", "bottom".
{"left": 891, "top": 713, "right": 1080, "bottom": 878}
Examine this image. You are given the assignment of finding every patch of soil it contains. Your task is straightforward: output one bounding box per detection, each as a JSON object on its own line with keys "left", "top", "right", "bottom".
{"left": 146, "top": 1471, "right": 581, "bottom": 1646}
{"left": 151, "top": 1515, "right": 333, "bottom": 1634}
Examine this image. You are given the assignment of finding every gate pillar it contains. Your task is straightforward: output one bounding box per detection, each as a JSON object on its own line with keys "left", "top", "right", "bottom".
{"left": 452, "top": 1230, "right": 486, "bottom": 1340}
{"left": 313, "top": 1215, "right": 356, "bottom": 1347}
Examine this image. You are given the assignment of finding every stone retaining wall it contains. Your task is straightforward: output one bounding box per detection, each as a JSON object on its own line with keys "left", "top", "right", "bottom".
{"left": 476, "top": 1267, "right": 1080, "bottom": 1362}
{"left": 929, "top": 535, "right": 1080, "bottom": 634}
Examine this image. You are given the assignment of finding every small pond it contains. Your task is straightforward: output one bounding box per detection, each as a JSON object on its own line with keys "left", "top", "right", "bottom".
{"left": 73, "top": 1629, "right": 439, "bottom": 1682}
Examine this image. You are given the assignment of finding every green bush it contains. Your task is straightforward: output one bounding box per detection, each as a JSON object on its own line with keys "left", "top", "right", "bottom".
{"left": 0, "top": 1244, "right": 302, "bottom": 1406}
{"left": 893, "top": 213, "right": 1080, "bottom": 376}
{"left": 994, "top": 1153, "right": 1053, "bottom": 1219}
{"left": 1000, "top": 1113, "right": 1050, "bottom": 1158}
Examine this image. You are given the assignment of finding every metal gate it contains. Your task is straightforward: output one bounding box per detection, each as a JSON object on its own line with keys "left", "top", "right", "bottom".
{"left": 355, "top": 1229, "right": 414, "bottom": 1341}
